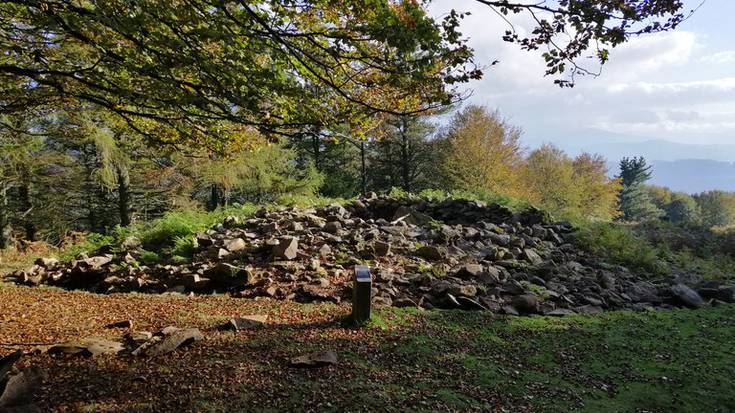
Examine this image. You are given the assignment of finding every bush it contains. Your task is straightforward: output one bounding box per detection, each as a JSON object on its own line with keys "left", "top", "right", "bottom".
{"left": 138, "top": 249, "right": 161, "bottom": 265}
{"left": 59, "top": 233, "right": 116, "bottom": 261}
{"left": 574, "top": 222, "right": 666, "bottom": 275}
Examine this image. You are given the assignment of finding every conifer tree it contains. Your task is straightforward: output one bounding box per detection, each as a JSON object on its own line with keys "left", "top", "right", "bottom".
{"left": 617, "top": 157, "right": 663, "bottom": 222}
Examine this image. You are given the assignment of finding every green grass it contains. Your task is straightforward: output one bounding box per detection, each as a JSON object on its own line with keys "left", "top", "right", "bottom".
{"left": 370, "top": 306, "right": 735, "bottom": 412}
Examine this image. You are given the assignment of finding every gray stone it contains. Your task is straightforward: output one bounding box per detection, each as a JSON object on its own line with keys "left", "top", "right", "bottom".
{"left": 391, "top": 206, "right": 432, "bottom": 226}
{"left": 511, "top": 294, "right": 538, "bottom": 313}
{"left": 457, "top": 296, "right": 487, "bottom": 311}
{"left": 0, "top": 366, "right": 46, "bottom": 408}
{"left": 372, "top": 240, "right": 391, "bottom": 257}
{"left": 416, "top": 245, "right": 445, "bottom": 261}
{"left": 456, "top": 264, "right": 483, "bottom": 278}
{"left": 671, "top": 283, "right": 705, "bottom": 308}
{"left": 273, "top": 237, "right": 298, "bottom": 260}
{"left": 716, "top": 286, "right": 735, "bottom": 303}
{"left": 48, "top": 338, "right": 124, "bottom": 357}
{"left": 324, "top": 221, "right": 342, "bottom": 234}
{"left": 521, "top": 249, "right": 543, "bottom": 265}
{"left": 134, "top": 328, "right": 203, "bottom": 357}
{"left": 33, "top": 257, "right": 58, "bottom": 269}
{"left": 449, "top": 284, "right": 477, "bottom": 297}
{"left": 205, "top": 263, "right": 253, "bottom": 286}
{"left": 545, "top": 308, "right": 576, "bottom": 317}
{"left": 289, "top": 350, "right": 338, "bottom": 368}
{"left": 224, "top": 238, "right": 247, "bottom": 253}
{"left": 226, "top": 315, "right": 268, "bottom": 331}
{"left": 575, "top": 305, "right": 604, "bottom": 315}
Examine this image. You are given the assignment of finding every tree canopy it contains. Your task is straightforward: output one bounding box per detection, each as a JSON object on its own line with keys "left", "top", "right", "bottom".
{"left": 0, "top": 0, "right": 691, "bottom": 147}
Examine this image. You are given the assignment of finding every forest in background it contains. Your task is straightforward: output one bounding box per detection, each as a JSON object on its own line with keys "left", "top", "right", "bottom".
{"left": 1, "top": 0, "right": 728, "bottom": 278}
{"left": 3, "top": 103, "right": 735, "bottom": 281}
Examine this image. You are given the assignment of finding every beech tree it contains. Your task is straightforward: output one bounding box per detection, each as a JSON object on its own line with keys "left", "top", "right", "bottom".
{"left": 436, "top": 106, "right": 527, "bottom": 198}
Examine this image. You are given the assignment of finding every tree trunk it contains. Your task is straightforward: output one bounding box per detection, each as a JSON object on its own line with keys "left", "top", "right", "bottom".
{"left": 0, "top": 184, "right": 11, "bottom": 249}
{"left": 400, "top": 117, "right": 411, "bottom": 192}
{"left": 17, "top": 162, "right": 35, "bottom": 241}
{"left": 311, "top": 131, "right": 321, "bottom": 171}
{"left": 18, "top": 181, "right": 35, "bottom": 241}
{"left": 360, "top": 140, "right": 367, "bottom": 196}
{"left": 117, "top": 166, "right": 131, "bottom": 227}
{"left": 208, "top": 184, "right": 220, "bottom": 211}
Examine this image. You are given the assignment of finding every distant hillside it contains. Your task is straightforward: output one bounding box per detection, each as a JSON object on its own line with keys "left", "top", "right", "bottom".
{"left": 580, "top": 140, "right": 735, "bottom": 163}
{"left": 607, "top": 159, "right": 735, "bottom": 193}
{"left": 525, "top": 132, "right": 735, "bottom": 193}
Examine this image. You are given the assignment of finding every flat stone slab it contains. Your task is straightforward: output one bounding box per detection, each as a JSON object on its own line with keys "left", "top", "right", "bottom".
{"left": 289, "top": 350, "right": 338, "bottom": 368}
{"left": 224, "top": 315, "right": 268, "bottom": 331}
{"left": 48, "top": 338, "right": 124, "bottom": 358}
{"left": 133, "top": 328, "right": 203, "bottom": 357}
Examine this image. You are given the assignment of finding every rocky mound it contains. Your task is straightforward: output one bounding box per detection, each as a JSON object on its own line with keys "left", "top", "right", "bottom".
{"left": 4, "top": 195, "right": 734, "bottom": 315}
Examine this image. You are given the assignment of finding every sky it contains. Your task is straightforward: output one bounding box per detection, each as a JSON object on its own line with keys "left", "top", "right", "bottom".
{"left": 429, "top": 0, "right": 735, "bottom": 149}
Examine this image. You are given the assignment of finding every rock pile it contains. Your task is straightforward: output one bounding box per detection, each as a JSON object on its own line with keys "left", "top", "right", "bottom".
{"left": 4, "top": 195, "right": 735, "bottom": 315}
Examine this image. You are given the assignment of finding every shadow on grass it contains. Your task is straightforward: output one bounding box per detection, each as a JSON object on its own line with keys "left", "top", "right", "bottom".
{"left": 27, "top": 305, "right": 735, "bottom": 413}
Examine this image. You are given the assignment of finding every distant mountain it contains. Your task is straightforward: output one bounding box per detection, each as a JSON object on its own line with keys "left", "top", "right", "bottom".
{"left": 576, "top": 140, "right": 735, "bottom": 163}
{"left": 522, "top": 131, "right": 735, "bottom": 193}
{"left": 524, "top": 130, "right": 735, "bottom": 162}
{"left": 606, "top": 159, "right": 735, "bottom": 193}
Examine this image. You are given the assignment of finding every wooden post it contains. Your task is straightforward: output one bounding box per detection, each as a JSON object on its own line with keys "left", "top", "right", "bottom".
{"left": 352, "top": 265, "right": 372, "bottom": 324}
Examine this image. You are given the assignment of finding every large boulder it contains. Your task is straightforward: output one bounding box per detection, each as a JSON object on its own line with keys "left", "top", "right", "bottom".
{"left": 670, "top": 284, "right": 705, "bottom": 308}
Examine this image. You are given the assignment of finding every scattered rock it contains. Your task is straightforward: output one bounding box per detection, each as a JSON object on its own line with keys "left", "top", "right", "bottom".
{"left": 521, "top": 249, "right": 543, "bottom": 265}
{"left": 372, "top": 241, "right": 391, "bottom": 257}
{"left": 224, "top": 315, "right": 268, "bottom": 331}
{"left": 48, "top": 338, "right": 124, "bottom": 357}
{"left": 133, "top": 328, "right": 203, "bottom": 357}
{"left": 289, "top": 350, "right": 338, "bottom": 368}
{"left": 0, "top": 365, "right": 46, "bottom": 410}
{"left": 106, "top": 319, "right": 133, "bottom": 329}
{"left": 7, "top": 195, "right": 728, "bottom": 317}
{"left": 224, "top": 238, "right": 247, "bottom": 253}
{"left": 456, "top": 264, "right": 483, "bottom": 278}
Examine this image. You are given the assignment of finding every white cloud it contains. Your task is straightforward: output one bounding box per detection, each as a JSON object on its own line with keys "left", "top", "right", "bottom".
{"left": 606, "top": 31, "right": 699, "bottom": 73}
{"left": 701, "top": 50, "right": 735, "bottom": 64}
{"left": 428, "top": 2, "right": 735, "bottom": 146}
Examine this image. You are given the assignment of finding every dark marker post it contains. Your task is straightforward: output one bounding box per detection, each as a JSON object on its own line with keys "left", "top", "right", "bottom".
{"left": 352, "top": 265, "right": 372, "bottom": 324}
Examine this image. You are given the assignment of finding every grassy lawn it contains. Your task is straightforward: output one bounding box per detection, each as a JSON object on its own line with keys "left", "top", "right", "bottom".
{"left": 1, "top": 285, "right": 733, "bottom": 412}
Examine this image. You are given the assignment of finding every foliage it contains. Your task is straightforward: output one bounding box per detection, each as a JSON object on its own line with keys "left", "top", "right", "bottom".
{"left": 435, "top": 105, "right": 528, "bottom": 199}
{"left": 138, "top": 210, "right": 231, "bottom": 250}
{"left": 694, "top": 190, "right": 735, "bottom": 228}
{"left": 525, "top": 145, "right": 620, "bottom": 221}
{"left": 369, "top": 115, "right": 437, "bottom": 193}
{"left": 618, "top": 157, "right": 663, "bottom": 222}
{"left": 574, "top": 222, "right": 665, "bottom": 275}
{"left": 187, "top": 139, "right": 324, "bottom": 208}
{"left": 664, "top": 192, "right": 700, "bottom": 224}
{"left": 576, "top": 218, "right": 735, "bottom": 280}
{"left": 0, "top": 0, "right": 480, "bottom": 147}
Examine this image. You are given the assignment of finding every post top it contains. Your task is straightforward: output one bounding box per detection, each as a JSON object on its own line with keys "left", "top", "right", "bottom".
{"left": 354, "top": 265, "right": 372, "bottom": 282}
